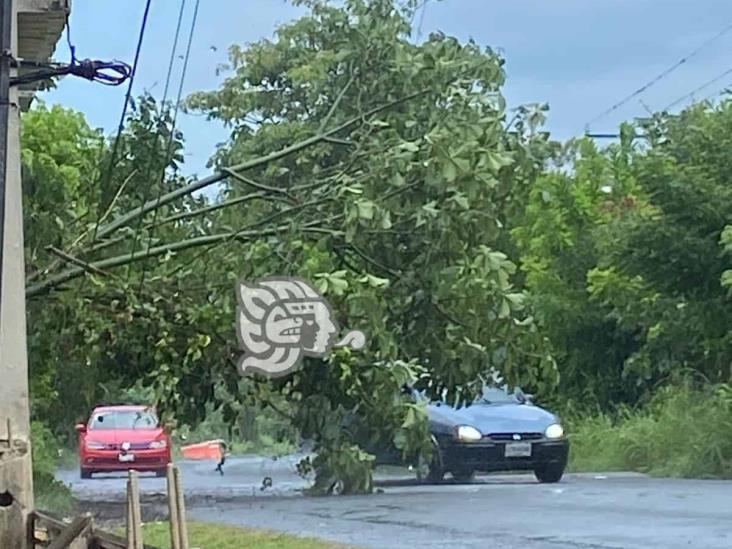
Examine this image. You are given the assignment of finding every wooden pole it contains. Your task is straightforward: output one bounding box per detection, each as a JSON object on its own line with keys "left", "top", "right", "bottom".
{"left": 126, "top": 478, "right": 133, "bottom": 549}
{"left": 127, "top": 470, "right": 143, "bottom": 549}
{"left": 166, "top": 464, "right": 181, "bottom": 549}
{"left": 173, "top": 465, "right": 189, "bottom": 549}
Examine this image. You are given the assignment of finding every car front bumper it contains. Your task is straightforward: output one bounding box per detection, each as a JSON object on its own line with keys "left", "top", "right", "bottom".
{"left": 81, "top": 449, "right": 171, "bottom": 472}
{"left": 440, "top": 438, "right": 569, "bottom": 472}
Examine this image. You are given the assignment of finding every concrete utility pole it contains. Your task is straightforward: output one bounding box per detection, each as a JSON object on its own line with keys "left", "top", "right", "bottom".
{"left": 0, "top": 0, "right": 35, "bottom": 545}
{"left": 0, "top": 1, "right": 69, "bottom": 545}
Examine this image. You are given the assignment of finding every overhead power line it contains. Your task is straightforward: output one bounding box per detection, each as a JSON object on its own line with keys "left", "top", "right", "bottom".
{"left": 125, "top": 0, "right": 189, "bottom": 282}
{"left": 664, "top": 66, "right": 732, "bottom": 110}
{"left": 702, "top": 82, "right": 732, "bottom": 103}
{"left": 417, "top": 0, "right": 428, "bottom": 41}
{"left": 136, "top": 0, "right": 201, "bottom": 292}
{"left": 68, "top": 0, "right": 152, "bottom": 312}
{"left": 585, "top": 20, "right": 732, "bottom": 130}
{"left": 93, "top": 0, "right": 154, "bottom": 244}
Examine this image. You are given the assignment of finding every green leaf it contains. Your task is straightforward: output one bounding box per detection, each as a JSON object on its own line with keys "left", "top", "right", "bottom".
{"left": 504, "top": 292, "right": 525, "bottom": 307}
{"left": 390, "top": 173, "right": 405, "bottom": 187}
{"left": 359, "top": 274, "right": 390, "bottom": 288}
{"left": 400, "top": 141, "right": 420, "bottom": 153}
{"left": 380, "top": 210, "right": 393, "bottom": 229}
{"left": 442, "top": 161, "right": 457, "bottom": 183}
{"left": 356, "top": 199, "right": 375, "bottom": 220}
{"left": 452, "top": 193, "right": 469, "bottom": 210}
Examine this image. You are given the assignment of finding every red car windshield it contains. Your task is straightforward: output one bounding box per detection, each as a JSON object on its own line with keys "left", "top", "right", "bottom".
{"left": 88, "top": 410, "right": 159, "bottom": 430}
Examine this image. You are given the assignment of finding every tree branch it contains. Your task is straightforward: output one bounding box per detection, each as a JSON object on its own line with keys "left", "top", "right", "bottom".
{"left": 221, "top": 169, "right": 297, "bottom": 203}
{"left": 146, "top": 191, "right": 289, "bottom": 229}
{"left": 91, "top": 90, "right": 428, "bottom": 243}
{"left": 45, "top": 246, "right": 111, "bottom": 277}
{"left": 27, "top": 221, "right": 338, "bottom": 298}
{"left": 323, "top": 136, "right": 355, "bottom": 146}
{"left": 318, "top": 71, "right": 356, "bottom": 133}
{"left": 345, "top": 243, "right": 400, "bottom": 277}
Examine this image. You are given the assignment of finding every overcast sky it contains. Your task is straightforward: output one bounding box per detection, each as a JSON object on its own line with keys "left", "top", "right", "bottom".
{"left": 42, "top": 0, "right": 732, "bottom": 178}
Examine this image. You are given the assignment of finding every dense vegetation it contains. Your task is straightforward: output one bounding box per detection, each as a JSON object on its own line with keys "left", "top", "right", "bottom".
{"left": 22, "top": 0, "right": 732, "bottom": 496}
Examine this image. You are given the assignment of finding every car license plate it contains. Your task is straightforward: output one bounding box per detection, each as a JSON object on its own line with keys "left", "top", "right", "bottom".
{"left": 118, "top": 453, "right": 135, "bottom": 463}
{"left": 505, "top": 442, "right": 532, "bottom": 457}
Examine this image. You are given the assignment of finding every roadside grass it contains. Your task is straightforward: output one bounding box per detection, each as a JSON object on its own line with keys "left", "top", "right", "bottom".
{"left": 567, "top": 383, "right": 732, "bottom": 478}
{"left": 138, "top": 521, "right": 355, "bottom": 549}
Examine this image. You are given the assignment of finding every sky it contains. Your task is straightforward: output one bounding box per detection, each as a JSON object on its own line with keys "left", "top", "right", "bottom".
{"left": 42, "top": 0, "right": 732, "bottom": 179}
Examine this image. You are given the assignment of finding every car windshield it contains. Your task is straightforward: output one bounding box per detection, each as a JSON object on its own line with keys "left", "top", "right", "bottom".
{"left": 89, "top": 410, "right": 159, "bottom": 430}
{"left": 476, "top": 386, "right": 521, "bottom": 405}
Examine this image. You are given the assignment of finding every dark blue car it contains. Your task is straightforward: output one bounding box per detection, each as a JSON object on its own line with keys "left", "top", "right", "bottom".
{"left": 369, "top": 385, "right": 569, "bottom": 483}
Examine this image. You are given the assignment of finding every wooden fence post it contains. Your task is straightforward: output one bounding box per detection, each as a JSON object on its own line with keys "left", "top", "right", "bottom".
{"left": 166, "top": 464, "right": 181, "bottom": 549}
{"left": 126, "top": 470, "right": 143, "bottom": 549}
{"left": 126, "top": 484, "right": 133, "bottom": 549}
{"left": 173, "top": 465, "right": 189, "bottom": 549}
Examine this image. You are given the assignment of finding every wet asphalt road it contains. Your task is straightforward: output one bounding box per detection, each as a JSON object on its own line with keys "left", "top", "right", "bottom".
{"left": 58, "top": 457, "right": 732, "bottom": 549}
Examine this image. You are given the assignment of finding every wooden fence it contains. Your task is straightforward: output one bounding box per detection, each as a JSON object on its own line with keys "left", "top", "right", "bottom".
{"left": 30, "top": 464, "right": 188, "bottom": 549}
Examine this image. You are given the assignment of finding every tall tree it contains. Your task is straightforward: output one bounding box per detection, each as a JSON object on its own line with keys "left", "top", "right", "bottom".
{"left": 26, "top": 0, "right": 558, "bottom": 491}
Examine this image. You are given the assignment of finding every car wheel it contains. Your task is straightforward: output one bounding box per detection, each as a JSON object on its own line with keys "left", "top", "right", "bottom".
{"left": 451, "top": 468, "right": 475, "bottom": 483}
{"left": 534, "top": 463, "right": 565, "bottom": 483}
{"left": 80, "top": 468, "right": 92, "bottom": 480}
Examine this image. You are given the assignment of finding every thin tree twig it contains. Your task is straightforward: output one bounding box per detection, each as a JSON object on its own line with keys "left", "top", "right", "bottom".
{"left": 318, "top": 71, "right": 356, "bottom": 133}
{"left": 27, "top": 171, "right": 139, "bottom": 283}
{"left": 345, "top": 243, "right": 400, "bottom": 277}
{"left": 323, "top": 136, "right": 355, "bottom": 146}
{"left": 45, "top": 246, "right": 112, "bottom": 277}
{"left": 221, "top": 169, "right": 297, "bottom": 203}
{"left": 146, "top": 191, "right": 288, "bottom": 229}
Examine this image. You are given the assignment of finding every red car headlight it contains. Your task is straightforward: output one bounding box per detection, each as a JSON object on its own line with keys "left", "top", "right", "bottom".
{"left": 149, "top": 439, "right": 167, "bottom": 449}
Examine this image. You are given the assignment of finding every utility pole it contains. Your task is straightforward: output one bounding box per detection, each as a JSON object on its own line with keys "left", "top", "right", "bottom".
{"left": 0, "top": 0, "right": 35, "bottom": 546}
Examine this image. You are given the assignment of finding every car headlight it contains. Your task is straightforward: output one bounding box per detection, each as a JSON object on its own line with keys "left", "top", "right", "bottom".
{"left": 149, "top": 440, "right": 167, "bottom": 449}
{"left": 545, "top": 423, "right": 564, "bottom": 439}
{"left": 86, "top": 441, "right": 106, "bottom": 450}
{"left": 456, "top": 425, "right": 483, "bottom": 442}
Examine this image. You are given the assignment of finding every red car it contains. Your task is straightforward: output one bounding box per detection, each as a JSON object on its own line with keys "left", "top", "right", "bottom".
{"left": 76, "top": 404, "right": 172, "bottom": 479}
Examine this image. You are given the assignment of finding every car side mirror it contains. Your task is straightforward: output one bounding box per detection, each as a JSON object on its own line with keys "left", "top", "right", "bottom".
{"left": 75, "top": 423, "right": 87, "bottom": 433}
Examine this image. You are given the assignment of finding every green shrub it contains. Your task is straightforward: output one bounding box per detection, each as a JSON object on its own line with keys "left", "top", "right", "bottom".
{"left": 568, "top": 383, "right": 732, "bottom": 478}
{"left": 31, "top": 421, "right": 73, "bottom": 512}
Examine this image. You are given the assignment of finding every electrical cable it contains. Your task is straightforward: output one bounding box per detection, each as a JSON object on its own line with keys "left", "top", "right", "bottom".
{"left": 85, "top": 0, "right": 152, "bottom": 253}
{"left": 701, "top": 81, "right": 732, "bottom": 103}
{"left": 416, "top": 0, "right": 428, "bottom": 41}
{"left": 664, "top": 66, "right": 732, "bottom": 111}
{"left": 67, "top": 0, "right": 151, "bottom": 308}
{"left": 124, "top": 0, "right": 189, "bottom": 284}
{"left": 65, "top": 9, "right": 77, "bottom": 64}
{"left": 585, "top": 20, "right": 732, "bottom": 130}
{"left": 135, "top": 0, "right": 201, "bottom": 293}
{"left": 10, "top": 59, "right": 131, "bottom": 87}
{"left": 11, "top": 10, "right": 130, "bottom": 87}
